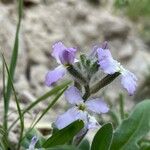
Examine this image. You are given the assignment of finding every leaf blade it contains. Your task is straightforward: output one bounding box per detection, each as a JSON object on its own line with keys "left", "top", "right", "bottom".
{"left": 110, "top": 100, "right": 150, "bottom": 150}
{"left": 91, "top": 123, "right": 113, "bottom": 150}
{"left": 4, "top": 0, "right": 23, "bottom": 131}
{"left": 2, "top": 54, "right": 24, "bottom": 150}
{"left": 43, "top": 120, "right": 84, "bottom": 148}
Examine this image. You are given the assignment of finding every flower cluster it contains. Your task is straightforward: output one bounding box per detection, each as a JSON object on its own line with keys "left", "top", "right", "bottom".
{"left": 45, "top": 41, "right": 137, "bottom": 130}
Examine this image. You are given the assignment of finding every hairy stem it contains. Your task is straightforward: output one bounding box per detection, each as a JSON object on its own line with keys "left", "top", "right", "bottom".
{"left": 90, "top": 72, "right": 120, "bottom": 94}
{"left": 83, "top": 84, "right": 90, "bottom": 100}
{"left": 67, "top": 65, "right": 87, "bottom": 85}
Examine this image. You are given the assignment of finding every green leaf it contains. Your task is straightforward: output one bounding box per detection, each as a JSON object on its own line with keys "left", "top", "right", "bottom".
{"left": 0, "top": 125, "right": 8, "bottom": 150}
{"left": 91, "top": 123, "right": 113, "bottom": 150}
{"left": 110, "top": 100, "right": 150, "bottom": 150}
{"left": 45, "top": 145, "right": 79, "bottom": 150}
{"left": 2, "top": 55, "right": 24, "bottom": 150}
{"left": 31, "top": 88, "right": 67, "bottom": 127}
{"left": 42, "top": 120, "right": 84, "bottom": 148}
{"left": 4, "top": 0, "right": 23, "bottom": 131}
{"left": 140, "top": 142, "right": 150, "bottom": 150}
{"left": 79, "top": 139, "right": 90, "bottom": 150}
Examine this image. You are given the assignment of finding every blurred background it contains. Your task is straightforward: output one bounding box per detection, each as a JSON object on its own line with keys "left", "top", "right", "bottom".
{"left": 0, "top": 0, "right": 150, "bottom": 142}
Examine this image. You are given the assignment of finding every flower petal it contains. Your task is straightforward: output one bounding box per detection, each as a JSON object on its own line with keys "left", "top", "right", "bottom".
{"left": 45, "top": 66, "right": 66, "bottom": 86}
{"left": 55, "top": 107, "right": 87, "bottom": 129}
{"left": 87, "top": 115, "right": 100, "bottom": 129}
{"left": 97, "top": 48, "right": 113, "bottom": 61}
{"left": 85, "top": 98, "right": 109, "bottom": 114}
{"left": 52, "top": 42, "right": 66, "bottom": 64}
{"left": 59, "top": 49, "right": 75, "bottom": 65}
{"left": 121, "top": 70, "right": 137, "bottom": 95}
{"left": 65, "top": 86, "right": 83, "bottom": 104}
{"left": 97, "top": 48, "right": 119, "bottom": 74}
{"left": 52, "top": 42, "right": 77, "bottom": 65}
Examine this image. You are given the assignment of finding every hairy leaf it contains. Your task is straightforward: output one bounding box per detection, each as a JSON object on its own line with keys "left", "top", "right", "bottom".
{"left": 43, "top": 120, "right": 84, "bottom": 148}
{"left": 110, "top": 100, "right": 150, "bottom": 150}
{"left": 91, "top": 123, "right": 113, "bottom": 150}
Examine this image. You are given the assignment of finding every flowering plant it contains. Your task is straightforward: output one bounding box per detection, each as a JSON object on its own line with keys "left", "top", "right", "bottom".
{"left": 1, "top": 0, "right": 150, "bottom": 149}
{"left": 24, "top": 42, "right": 150, "bottom": 150}
{"left": 2, "top": 39, "right": 150, "bottom": 150}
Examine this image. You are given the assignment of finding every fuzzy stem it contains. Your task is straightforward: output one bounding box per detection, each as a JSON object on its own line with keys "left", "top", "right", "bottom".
{"left": 119, "top": 93, "right": 125, "bottom": 120}
{"left": 67, "top": 65, "right": 87, "bottom": 85}
{"left": 90, "top": 72, "right": 120, "bottom": 94}
{"left": 74, "top": 81, "right": 82, "bottom": 91}
{"left": 83, "top": 84, "right": 90, "bottom": 100}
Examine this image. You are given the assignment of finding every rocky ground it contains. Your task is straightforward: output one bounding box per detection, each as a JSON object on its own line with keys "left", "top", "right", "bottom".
{"left": 0, "top": 0, "right": 150, "bottom": 143}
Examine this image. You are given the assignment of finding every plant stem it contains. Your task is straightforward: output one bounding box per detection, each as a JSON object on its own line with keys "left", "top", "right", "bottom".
{"left": 74, "top": 81, "right": 82, "bottom": 91}
{"left": 83, "top": 84, "right": 90, "bottom": 100}
{"left": 67, "top": 65, "right": 87, "bottom": 85}
{"left": 109, "top": 110, "right": 121, "bottom": 127}
{"left": 119, "top": 93, "right": 125, "bottom": 120}
{"left": 90, "top": 72, "right": 120, "bottom": 94}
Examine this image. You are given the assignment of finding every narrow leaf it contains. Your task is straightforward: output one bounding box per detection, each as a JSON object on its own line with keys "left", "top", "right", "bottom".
{"left": 43, "top": 120, "right": 84, "bottom": 148}
{"left": 79, "top": 139, "right": 90, "bottom": 150}
{"left": 91, "top": 123, "right": 113, "bottom": 150}
{"left": 2, "top": 55, "right": 24, "bottom": 150}
{"left": 22, "top": 87, "right": 68, "bottom": 142}
{"left": 9, "top": 81, "right": 71, "bottom": 131}
{"left": 4, "top": 0, "right": 23, "bottom": 131}
{"left": 0, "top": 125, "right": 8, "bottom": 150}
{"left": 45, "top": 145, "right": 79, "bottom": 150}
{"left": 31, "top": 87, "right": 67, "bottom": 128}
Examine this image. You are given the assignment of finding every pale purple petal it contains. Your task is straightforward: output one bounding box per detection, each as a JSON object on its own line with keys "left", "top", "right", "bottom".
{"left": 76, "top": 110, "right": 88, "bottom": 125}
{"left": 99, "top": 59, "right": 119, "bottom": 74}
{"left": 55, "top": 108, "right": 77, "bottom": 129}
{"left": 85, "top": 98, "right": 109, "bottom": 114}
{"left": 97, "top": 48, "right": 119, "bottom": 74}
{"left": 87, "top": 115, "right": 100, "bottom": 129}
{"left": 28, "top": 136, "right": 38, "bottom": 150}
{"left": 97, "top": 48, "right": 113, "bottom": 61}
{"left": 52, "top": 42, "right": 77, "bottom": 65}
{"left": 89, "top": 41, "right": 108, "bottom": 59}
{"left": 65, "top": 86, "right": 83, "bottom": 104}
{"left": 45, "top": 66, "right": 66, "bottom": 86}
{"left": 67, "top": 47, "right": 77, "bottom": 53}
{"left": 55, "top": 107, "right": 87, "bottom": 129}
{"left": 59, "top": 49, "right": 75, "bottom": 65}
{"left": 121, "top": 70, "right": 137, "bottom": 95}
{"left": 52, "top": 42, "right": 66, "bottom": 64}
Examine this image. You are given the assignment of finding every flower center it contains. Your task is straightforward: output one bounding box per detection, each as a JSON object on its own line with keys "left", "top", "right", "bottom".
{"left": 78, "top": 103, "right": 86, "bottom": 111}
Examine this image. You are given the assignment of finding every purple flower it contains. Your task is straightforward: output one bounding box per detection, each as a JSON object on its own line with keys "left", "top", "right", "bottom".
{"left": 27, "top": 136, "right": 38, "bottom": 150}
{"left": 97, "top": 42, "right": 137, "bottom": 95}
{"left": 45, "top": 42, "right": 77, "bottom": 86}
{"left": 55, "top": 86, "right": 109, "bottom": 129}
{"left": 121, "top": 69, "right": 137, "bottom": 96}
